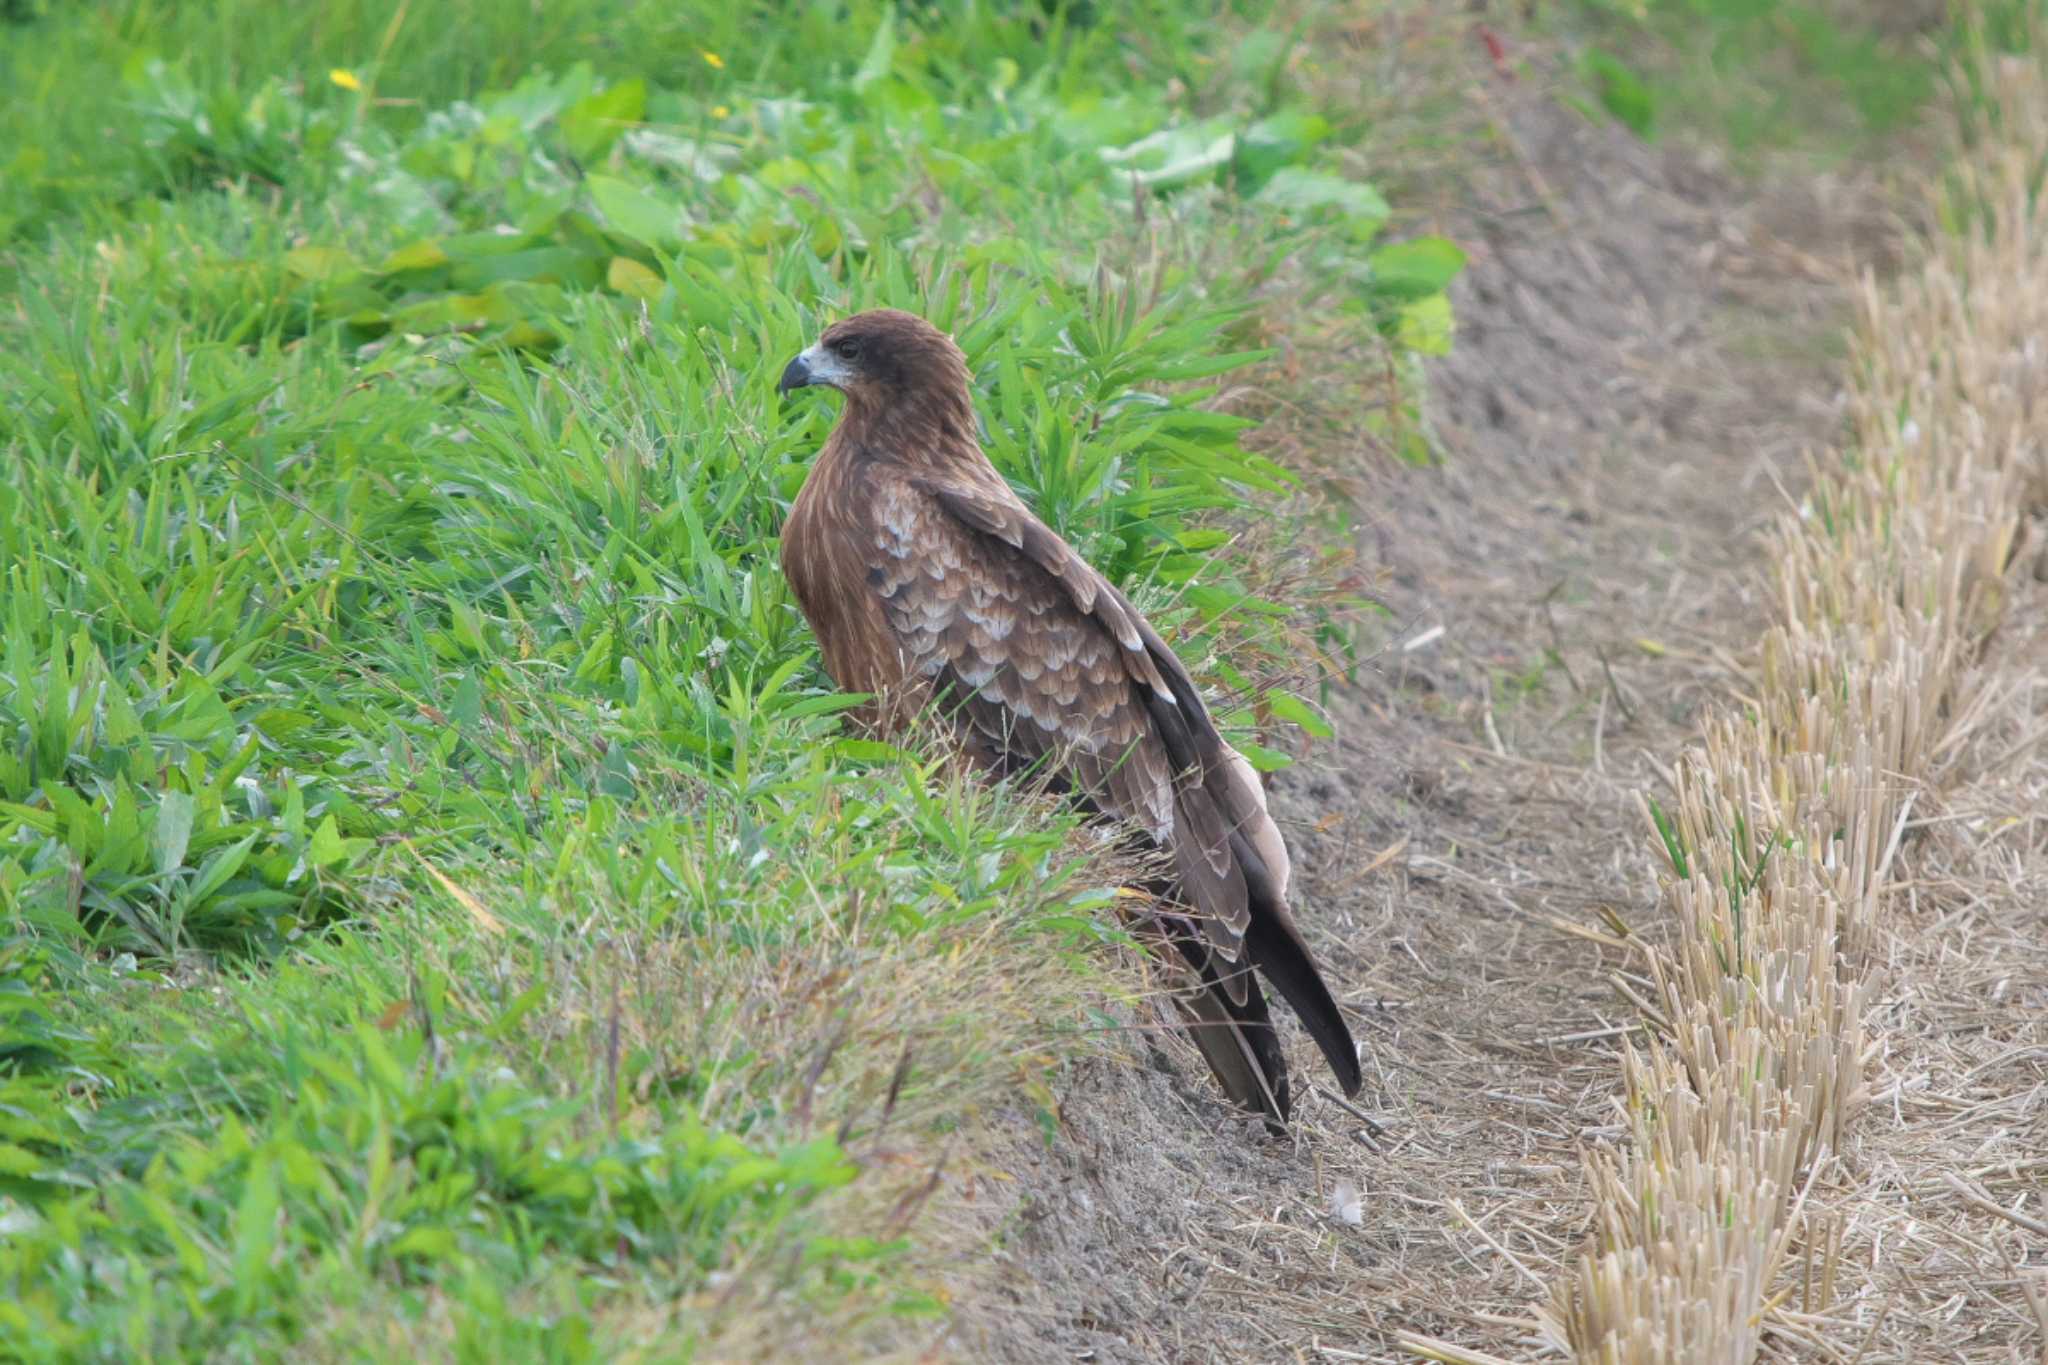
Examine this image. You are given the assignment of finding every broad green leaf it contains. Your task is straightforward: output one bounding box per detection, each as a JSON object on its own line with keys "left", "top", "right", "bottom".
{"left": 389, "top": 1225, "right": 459, "bottom": 1259}
{"left": 450, "top": 671, "right": 483, "bottom": 730}
{"left": 446, "top": 246, "right": 597, "bottom": 289}
{"left": 1099, "top": 116, "right": 1237, "bottom": 190}
{"left": 437, "top": 228, "right": 542, "bottom": 260}
{"left": 377, "top": 239, "right": 450, "bottom": 274}
{"left": 1234, "top": 741, "right": 1294, "bottom": 773}
{"left": 1268, "top": 691, "right": 1336, "bottom": 739}
{"left": 1582, "top": 48, "right": 1656, "bottom": 140}
{"left": 563, "top": 77, "right": 647, "bottom": 161}
{"left": 308, "top": 815, "right": 353, "bottom": 869}
{"left": 283, "top": 245, "right": 360, "bottom": 283}
{"left": 1368, "top": 236, "right": 1468, "bottom": 301}
{"left": 1050, "top": 94, "right": 1159, "bottom": 150}
{"left": 860, "top": 73, "right": 939, "bottom": 120}
{"left": 387, "top": 291, "right": 500, "bottom": 333}
{"left": 588, "top": 174, "right": 685, "bottom": 252}
{"left": 853, "top": 5, "right": 897, "bottom": 94}
{"left": 1396, "top": 293, "right": 1457, "bottom": 355}
{"left": 831, "top": 737, "right": 912, "bottom": 764}
{"left": 0, "top": 802, "right": 58, "bottom": 836}
{"left": 151, "top": 791, "right": 195, "bottom": 876}
{"left": 607, "top": 255, "right": 664, "bottom": 300}
{"left": 1234, "top": 112, "right": 1330, "bottom": 192}
{"left": 1255, "top": 167, "right": 1390, "bottom": 240}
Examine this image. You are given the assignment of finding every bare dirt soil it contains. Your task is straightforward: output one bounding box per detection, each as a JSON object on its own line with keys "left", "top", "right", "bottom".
{"left": 944, "top": 56, "right": 1913, "bottom": 1365}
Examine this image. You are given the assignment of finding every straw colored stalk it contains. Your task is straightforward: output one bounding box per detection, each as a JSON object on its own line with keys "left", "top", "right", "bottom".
{"left": 1540, "top": 43, "right": 2048, "bottom": 1365}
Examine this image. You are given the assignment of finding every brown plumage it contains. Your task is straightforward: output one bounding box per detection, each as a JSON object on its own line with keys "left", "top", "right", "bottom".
{"left": 776, "top": 308, "right": 1361, "bottom": 1127}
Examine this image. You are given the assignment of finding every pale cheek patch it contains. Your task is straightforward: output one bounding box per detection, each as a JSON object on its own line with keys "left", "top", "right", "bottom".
{"left": 798, "top": 344, "right": 857, "bottom": 388}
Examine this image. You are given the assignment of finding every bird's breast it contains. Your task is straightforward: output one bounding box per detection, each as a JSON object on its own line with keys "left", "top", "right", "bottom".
{"left": 780, "top": 463, "right": 919, "bottom": 713}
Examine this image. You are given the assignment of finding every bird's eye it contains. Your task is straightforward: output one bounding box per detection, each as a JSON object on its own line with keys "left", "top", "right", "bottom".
{"left": 832, "top": 339, "right": 861, "bottom": 361}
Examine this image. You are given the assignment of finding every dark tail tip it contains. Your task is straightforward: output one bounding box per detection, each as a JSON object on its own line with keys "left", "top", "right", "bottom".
{"left": 1171, "top": 950, "right": 1292, "bottom": 1128}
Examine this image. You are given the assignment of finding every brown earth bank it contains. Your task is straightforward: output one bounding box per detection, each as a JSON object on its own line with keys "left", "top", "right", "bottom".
{"left": 941, "top": 41, "right": 1908, "bottom": 1365}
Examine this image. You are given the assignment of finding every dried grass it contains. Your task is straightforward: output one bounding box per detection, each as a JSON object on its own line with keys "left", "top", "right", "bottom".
{"left": 1543, "top": 41, "right": 2048, "bottom": 1365}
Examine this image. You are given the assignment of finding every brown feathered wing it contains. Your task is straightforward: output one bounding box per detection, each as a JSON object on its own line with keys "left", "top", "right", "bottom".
{"left": 861, "top": 470, "right": 1361, "bottom": 1124}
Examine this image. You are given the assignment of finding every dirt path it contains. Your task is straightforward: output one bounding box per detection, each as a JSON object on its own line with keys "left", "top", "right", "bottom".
{"left": 949, "top": 72, "right": 1885, "bottom": 1363}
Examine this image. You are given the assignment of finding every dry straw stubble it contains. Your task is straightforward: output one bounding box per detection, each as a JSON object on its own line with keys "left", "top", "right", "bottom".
{"left": 1542, "top": 42, "right": 2048, "bottom": 1365}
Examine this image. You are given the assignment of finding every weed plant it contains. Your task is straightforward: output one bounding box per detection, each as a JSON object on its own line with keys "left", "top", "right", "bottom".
{"left": 0, "top": 0, "right": 1461, "bottom": 1355}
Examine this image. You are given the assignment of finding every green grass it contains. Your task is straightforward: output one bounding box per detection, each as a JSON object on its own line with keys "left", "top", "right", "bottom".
{"left": 1556, "top": 0, "right": 1964, "bottom": 166}
{"left": 0, "top": 0, "right": 1462, "bottom": 1357}
{"left": 1552, "top": 1, "right": 2047, "bottom": 247}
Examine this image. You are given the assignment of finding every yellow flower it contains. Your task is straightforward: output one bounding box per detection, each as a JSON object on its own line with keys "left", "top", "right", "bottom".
{"left": 700, "top": 50, "right": 724, "bottom": 69}
{"left": 329, "top": 68, "right": 363, "bottom": 92}
{"left": 712, "top": 105, "right": 730, "bottom": 119}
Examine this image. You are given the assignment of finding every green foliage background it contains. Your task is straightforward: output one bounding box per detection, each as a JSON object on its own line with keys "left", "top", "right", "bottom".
{"left": 0, "top": 0, "right": 1461, "bottom": 1357}
{"left": 1562, "top": 0, "right": 2044, "bottom": 165}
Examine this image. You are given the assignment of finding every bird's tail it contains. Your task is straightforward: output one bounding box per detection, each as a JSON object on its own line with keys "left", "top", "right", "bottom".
{"left": 1243, "top": 908, "right": 1364, "bottom": 1102}
{"left": 1143, "top": 886, "right": 1362, "bottom": 1129}
{"left": 1147, "top": 928, "right": 1289, "bottom": 1130}
{"left": 1125, "top": 831, "right": 1362, "bottom": 1130}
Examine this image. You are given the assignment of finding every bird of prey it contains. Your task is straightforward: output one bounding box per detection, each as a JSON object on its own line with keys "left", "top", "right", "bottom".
{"left": 776, "top": 307, "right": 1360, "bottom": 1129}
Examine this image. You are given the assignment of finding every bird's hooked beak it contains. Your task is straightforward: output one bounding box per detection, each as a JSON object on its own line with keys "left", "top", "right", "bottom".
{"left": 778, "top": 353, "right": 812, "bottom": 396}
{"left": 778, "top": 342, "right": 852, "bottom": 398}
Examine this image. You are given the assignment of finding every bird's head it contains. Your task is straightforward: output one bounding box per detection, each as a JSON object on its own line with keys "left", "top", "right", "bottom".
{"left": 778, "top": 309, "right": 972, "bottom": 421}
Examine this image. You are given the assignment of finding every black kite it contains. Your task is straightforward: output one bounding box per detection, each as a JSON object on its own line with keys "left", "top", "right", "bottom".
{"left": 776, "top": 308, "right": 1361, "bottom": 1128}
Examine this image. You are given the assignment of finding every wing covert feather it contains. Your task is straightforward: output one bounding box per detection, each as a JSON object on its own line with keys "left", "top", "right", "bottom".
{"left": 865, "top": 475, "right": 1269, "bottom": 990}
